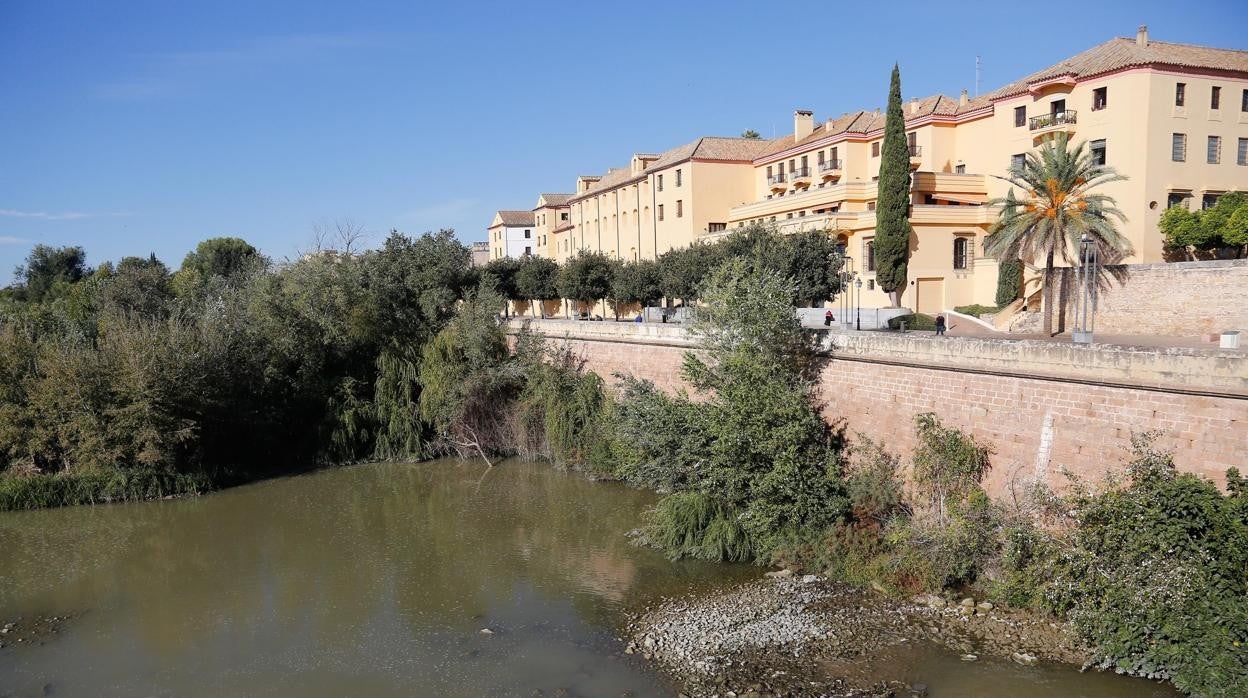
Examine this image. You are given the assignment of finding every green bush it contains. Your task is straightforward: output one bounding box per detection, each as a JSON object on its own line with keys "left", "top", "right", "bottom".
{"left": 995, "top": 259, "right": 1023, "bottom": 307}
{"left": 953, "top": 304, "right": 998, "bottom": 318}
{"left": 0, "top": 469, "right": 208, "bottom": 511}
{"left": 886, "top": 313, "right": 936, "bottom": 330}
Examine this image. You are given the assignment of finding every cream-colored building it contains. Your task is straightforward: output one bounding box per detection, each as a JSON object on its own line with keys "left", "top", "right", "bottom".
{"left": 532, "top": 193, "right": 572, "bottom": 259}
{"left": 492, "top": 28, "right": 1248, "bottom": 312}
{"left": 486, "top": 210, "right": 536, "bottom": 261}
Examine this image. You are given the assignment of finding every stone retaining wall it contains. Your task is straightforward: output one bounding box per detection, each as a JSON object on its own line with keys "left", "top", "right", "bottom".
{"left": 512, "top": 319, "right": 1247, "bottom": 494}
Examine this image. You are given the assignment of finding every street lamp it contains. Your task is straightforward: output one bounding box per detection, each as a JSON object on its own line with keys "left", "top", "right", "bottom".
{"left": 855, "top": 277, "right": 863, "bottom": 331}
{"left": 837, "top": 255, "right": 855, "bottom": 330}
{"left": 1073, "top": 232, "right": 1097, "bottom": 344}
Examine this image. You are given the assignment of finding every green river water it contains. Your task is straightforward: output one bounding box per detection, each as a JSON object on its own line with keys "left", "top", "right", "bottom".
{"left": 0, "top": 460, "right": 1178, "bottom": 697}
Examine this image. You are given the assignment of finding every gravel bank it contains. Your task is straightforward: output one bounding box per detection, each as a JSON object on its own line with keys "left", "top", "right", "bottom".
{"left": 627, "top": 574, "right": 1091, "bottom": 697}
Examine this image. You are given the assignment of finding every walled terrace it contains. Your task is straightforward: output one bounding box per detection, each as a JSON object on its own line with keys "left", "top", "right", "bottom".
{"left": 509, "top": 318, "right": 1247, "bottom": 496}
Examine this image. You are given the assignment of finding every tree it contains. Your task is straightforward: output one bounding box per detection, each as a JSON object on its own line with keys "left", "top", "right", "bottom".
{"left": 180, "top": 237, "right": 261, "bottom": 279}
{"left": 874, "top": 64, "right": 912, "bottom": 307}
{"left": 995, "top": 258, "right": 1023, "bottom": 308}
{"left": 12, "top": 245, "right": 90, "bottom": 303}
{"left": 481, "top": 257, "right": 521, "bottom": 316}
{"left": 558, "top": 251, "right": 615, "bottom": 315}
{"left": 100, "top": 254, "right": 172, "bottom": 317}
{"left": 785, "top": 230, "right": 844, "bottom": 306}
{"left": 515, "top": 256, "right": 560, "bottom": 318}
{"left": 610, "top": 259, "right": 663, "bottom": 318}
{"left": 657, "top": 244, "right": 721, "bottom": 305}
{"left": 985, "top": 133, "right": 1130, "bottom": 336}
{"left": 741, "top": 129, "right": 761, "bottom": 139}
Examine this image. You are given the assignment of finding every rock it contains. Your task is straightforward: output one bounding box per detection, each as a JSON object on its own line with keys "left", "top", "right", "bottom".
{"left": 799, "top": 575, "right": 818, "bottom": 584}
{"left": 870, "top": 581, "right": 887, "bottom": 594}
{"left": 479, "top": 628, "right": 494, "bottom": 635}
{"left": 909, "top": 683, "right": 928, "bottom": 696}
{"left": 977, "top": 602, "right": 994, "bottom": 612}
{"left": 958, "top": 605, "right": 975, "bottom": 616}
{"left": 1012, "top": 652, "right": 1038, "bottom": 666}
{"left": 960, "top": 653, "right": 978, "bottom": 662}
{"left": 0, "top": 628, "right": 7, "bottom": 634}
{"left": 764, "top": 569, "right": 793, "bottom": 579}
{"left": 960, "top": 597, "right": 975, "bottom": 607}
{"left": 643, "top": 636, "right": 656, "bottom": 650}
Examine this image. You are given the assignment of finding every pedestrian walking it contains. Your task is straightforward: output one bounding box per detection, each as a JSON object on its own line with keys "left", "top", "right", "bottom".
{"left": 824, "top": 309, "right": 834, "bottom": 327}
{"left": 935, "top": 314, "right": 947, "bottom": 337}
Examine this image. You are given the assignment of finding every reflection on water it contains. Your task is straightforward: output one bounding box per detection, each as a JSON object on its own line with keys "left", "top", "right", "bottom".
{"left": 0, "top": 460, "right": 1178, "bottom": 697}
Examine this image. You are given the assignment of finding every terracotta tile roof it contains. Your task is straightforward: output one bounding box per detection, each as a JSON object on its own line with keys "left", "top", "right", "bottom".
{"left": 985, "top": 37, "right": 1248, "bottom": 100}
{"left": 493, "top": 210, "right": 534, "bottom": 227}
{"left": 552, "top": 223, "right": 574, "bottom": 234}
{"left": 537, "top": 193, "right": 573, "bottom": 207}
{"left": 570, "top": 136, "right": 777, "bottom": 201}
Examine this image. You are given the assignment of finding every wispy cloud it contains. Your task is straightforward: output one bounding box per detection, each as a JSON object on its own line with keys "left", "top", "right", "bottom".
{"left": 0, "top": 236, "right": 29, "bottom": 245}
{"left": 400, "top": 198, "right": 480, "bottom": 226}
{"left": 94, "top": 33, "right": 391, "bottom": 101}
{"left": 0, "top": 209, "right": 130, "bottom": 221}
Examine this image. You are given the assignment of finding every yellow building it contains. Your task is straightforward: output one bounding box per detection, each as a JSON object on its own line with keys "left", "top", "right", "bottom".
{"left": 493, "top": 28, "right": 1248, "bottom": 312}
{"left": 532, "top": 193, "right": 572, "bottom": 259}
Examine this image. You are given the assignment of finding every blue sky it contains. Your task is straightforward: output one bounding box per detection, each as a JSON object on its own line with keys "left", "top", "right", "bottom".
{"left": 1, "top": 0, "right": 1244, "bottom": 279}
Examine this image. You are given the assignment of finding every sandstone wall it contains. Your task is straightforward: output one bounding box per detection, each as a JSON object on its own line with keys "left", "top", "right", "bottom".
{"left": 515, "top": 319, "right": 1247, "bottom": 495}
{"left": 1054, "top": 259, "right": 1248, "bottom": 337}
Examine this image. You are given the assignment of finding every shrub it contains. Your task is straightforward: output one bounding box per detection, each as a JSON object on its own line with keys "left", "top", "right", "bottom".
{"left": 995, "top": 259, "right": 1023, "bottom": 307}
{"left": 0, "top": 469, "right": 208, "bottom": 511}
{"left": 953, "top": 304, "right": 998, "bottom": 318}
{"left": 886, "top": 313, "right": 936, "bottom": 330}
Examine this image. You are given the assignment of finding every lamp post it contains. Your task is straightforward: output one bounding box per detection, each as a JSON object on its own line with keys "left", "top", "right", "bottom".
{"left": 838, "top": 255, "right": 855, "bottom": 330}
{"left": 855, "top": 277, "right": 863, "bottom": 331}
{"left": 1073, "top": 232, "right": 1097, "bottom": 344}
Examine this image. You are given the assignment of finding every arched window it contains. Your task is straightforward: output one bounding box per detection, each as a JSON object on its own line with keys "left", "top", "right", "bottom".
{"left": 953, "top": 237, "right": 970, "bottom": 270}
{"left": 865, "top": 240, "right": 876, "bottom": 272}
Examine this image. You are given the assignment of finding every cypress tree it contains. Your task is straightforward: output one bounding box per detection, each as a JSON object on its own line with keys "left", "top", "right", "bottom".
{"left": 874, "top": 64, "right": 912, "bottom": 307}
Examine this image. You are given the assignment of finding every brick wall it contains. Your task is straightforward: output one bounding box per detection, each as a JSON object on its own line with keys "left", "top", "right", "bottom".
{"left": 524, "top": 321, "right": 1247, "bottom": 496}
{"left": 1054, "top": 259, "right": 1248, "bottom": 337}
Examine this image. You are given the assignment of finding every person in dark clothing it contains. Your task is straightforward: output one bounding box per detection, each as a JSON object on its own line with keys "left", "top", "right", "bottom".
{"left": 824, "top": 309, "right": 834, "bottom": 327}
{"left": 935, "top": 314, "right": 947, "bottom": 336}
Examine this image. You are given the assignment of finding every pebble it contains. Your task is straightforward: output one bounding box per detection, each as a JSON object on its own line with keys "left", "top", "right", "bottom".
{"left": 763, "top": 569, "right": 793, "bottom": 579}
{"left": 961, "top": 653, "right": 978, "bottom": 662}
{"left": 479, "top": 628, "right": 494, "bottom": 635}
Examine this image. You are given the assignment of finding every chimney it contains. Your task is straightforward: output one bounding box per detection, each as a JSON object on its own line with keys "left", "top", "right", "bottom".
{"left": 1136, "top": 24, "right": 1148, "bottom": 47}
{"left": 910, "top": 97, "right": 919, "bottom": 115}
{"left": 794, "top": 110, "right": 814, "bottom": 141}
{"left": 959, "top": 89, "right": 969, "bottom": 107}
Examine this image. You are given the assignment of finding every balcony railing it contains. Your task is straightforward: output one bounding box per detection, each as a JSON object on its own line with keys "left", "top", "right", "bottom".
{"left": 908, "top": 144, "right": 922, "bottom": 157}
{"left": 768, "top": 173, "right": 787, "bottom": 186}
{"left": 1029, "top": 110, "right": 1077, "bottom": 131}
{"left": 818, "top": 159, "right": 843, "bottom": 172}
{"left": 790, "top": 166, "right": 811, "bottom": 179}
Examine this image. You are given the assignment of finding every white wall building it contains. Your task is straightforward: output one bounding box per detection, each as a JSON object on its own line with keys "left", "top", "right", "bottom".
{"left": 487, "top": 210, "right": 537, "bottom": 260}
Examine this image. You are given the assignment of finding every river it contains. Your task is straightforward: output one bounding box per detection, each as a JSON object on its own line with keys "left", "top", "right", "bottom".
{"left": 0, "top": 460, "right": 1177, "bottom": 697}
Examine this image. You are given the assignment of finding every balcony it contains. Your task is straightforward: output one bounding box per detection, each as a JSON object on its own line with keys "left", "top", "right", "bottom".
{"left": 908, "top": 144, "right": 922, "bottom": 169}
{"left": 818, "top": 159, "right": 843, "bottom": 178}
{"left": 768, "top": 173, "right": 787, "bottom": 190}
{"left": 1029, "top": 110, "right": 1077, "bottom": 141}
{"left": 790, "top": 166, "right": 812, "bottom": 187}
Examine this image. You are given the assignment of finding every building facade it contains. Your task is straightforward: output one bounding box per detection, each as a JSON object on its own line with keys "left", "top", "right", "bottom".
{"left": 486, "top": 210, "right": 536, "bottom": 261}
{"left": 490, "top": 28, "right": 1248, "bottom": 311}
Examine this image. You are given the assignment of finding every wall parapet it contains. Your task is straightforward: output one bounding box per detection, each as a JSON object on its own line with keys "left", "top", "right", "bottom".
{"left": 509, "top": 319, "right": 1247, "bottom": 397}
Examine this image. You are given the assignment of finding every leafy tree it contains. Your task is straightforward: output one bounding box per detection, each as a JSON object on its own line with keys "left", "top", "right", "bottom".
{"left": 657, "top": 244, "right": 721, "bottom": 304}
{"left": 741, "top": 129, "right": 761, "bottom": 139}
{"left": 12, "top": 245, "right": 90, "bottom": 303}
{"left": 558, "top": 251, "right": 615, "bottom": 314}
{"left": 99, "top": 254, "right": 172, "bottom": 318}
{"left": 610, "top": 259, "right": 662, "bottom": 317}
{"left": 985, "top": 133, "right": 1130, "bottom": 336}
{"left": 514, "top": 256, "right": 560, "bottom": 318}
{"left": 786, "top": 230, "right": 844, "bottom": 306}
{"left": 874, "top": 64, "right": 912, "bottom": 307}
{"left": 179, "top": 237, "right": 262, "bottom": 279}
{"left": 481, "top": 257, "right": 521, "bottom": 316}
{"left": 995, "top": 258, "right": 1023, "bottom": 307}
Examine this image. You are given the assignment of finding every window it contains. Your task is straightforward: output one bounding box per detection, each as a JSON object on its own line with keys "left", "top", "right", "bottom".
{"left": 1175, "top": 83, "right": 1186, "bottom": 107}
{"left": 872, "top": 142, "right": 880, "bottom": 157}
{"left": 865, "top": 240, "right": 876, "bottom": 272}
{"left": 675, "top": 169, "right": 682, "bottom": 187}
{"left": 786, "top": 213, "right": 793, "bottom": 219}
{"left": 1167, "top": 192, "right": 1187, "bottom": 209}
{"left": 867, "top": 201, "right": 877, "bottom": 211}
{"left": 708, "top": 222, "right": 726, "bottom": 232}
{"left": 561, "top": 212, "right": 568, "bottom": 221}
{"left": 1243, "top": 89, "right": 1248, "bottom": 112}
{"left": 1172, "top": 133, "right": 1187, "bottom": 162}
{"left": 1211, "top": 86, "right": 1221, "bottom": 110}
{"left": 907, "top": 132, "right": 917, "bottom": 148}
{"left": 1208, "top": 135, "right": 1221, "bottom": 164}
{"left": 676, "top": 200, "right": 683, "bottom": 218}
{"left": 1010, "top": 153, "right": 1026, "bottom": 170}
{"left": 1014, "top": 106, "right": 1026, "bottom": 127}
{"left": 817, "top": 150, "right": 825, "bottom": 164}
{"left": 955, "top": 164, "right": 966, "bottom": 174}
{"left": 1203, "top": 193, "right": 1219, "bottom": 210}
{"left": 1238, "top": 138, "right": 1248, "bottom": 166}
{"left": 524, "top": 229, "right": 531, "bottom": 239}
{"left": 953, "top": 237, "right": 970, "bottom": 270}
{"left": 831, "top": 147, "right": 838, "bottom": 163}
{"left": 1092, "top": 87, "right": 1108, "bottom": 111}
{"left": 867, "top": 279, "right": 875, "bottom": 290}
{"left": 657, "top": 174, "right": 663, "bottom": 191}
{"left": 657, "top": 204, "right": 664, "bottom": 221}
{"left": 524, "top": 246, "right": 531, "bottom": 256}
{"left": 1090, "top": 139, "right": 1107, "bottom": 166}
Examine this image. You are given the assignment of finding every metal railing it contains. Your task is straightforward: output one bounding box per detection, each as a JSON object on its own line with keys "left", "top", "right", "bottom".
{"left": 790, "top": 166, "right": 811, "bottom": 179}
{"left": 767, "top": 173, "right": 787, "bottom": 186}
{"left": 908, "top": 144, "right": 922, "bottom": 157}
{"left": 818, "top": 159, "right": 843, "bottom": 172}
{"left": 1029, "top": 110, "right": 1077, "bottom": 130}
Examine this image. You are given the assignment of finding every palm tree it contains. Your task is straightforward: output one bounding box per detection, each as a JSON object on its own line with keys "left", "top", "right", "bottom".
{"left": 985, "top": 133, "right": 1131, "bottom": 337}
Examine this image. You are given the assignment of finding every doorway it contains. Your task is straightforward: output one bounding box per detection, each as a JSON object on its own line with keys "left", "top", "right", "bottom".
{"left": 916, "top": 278, "right": 945, "bottom": 315}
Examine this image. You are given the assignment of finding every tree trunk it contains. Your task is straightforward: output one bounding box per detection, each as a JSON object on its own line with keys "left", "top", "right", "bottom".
{"left": 1042, "top": 248, "right": 1055, "bottom": 337}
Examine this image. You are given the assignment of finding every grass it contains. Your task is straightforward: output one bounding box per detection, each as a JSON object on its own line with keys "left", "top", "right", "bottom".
{"left": 887, "top": 313, "right": 937, "bottom": 331}
{"left": 953, "top": 304, "right": 1000, "bottom": 318}
{"left": 0, "top": 469, "right": 209, "bottom": 511}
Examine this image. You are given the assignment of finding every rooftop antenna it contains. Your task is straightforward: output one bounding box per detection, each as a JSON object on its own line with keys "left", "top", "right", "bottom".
{"left": 975, "top": 55, "right": 982, "bottom": 96}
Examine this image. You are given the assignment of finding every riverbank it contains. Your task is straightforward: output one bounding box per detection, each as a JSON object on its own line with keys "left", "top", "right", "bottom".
{"left": 627, "top": 574, "right": 1169, "bottom": 697}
